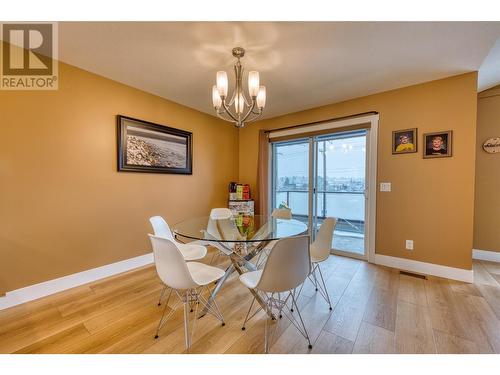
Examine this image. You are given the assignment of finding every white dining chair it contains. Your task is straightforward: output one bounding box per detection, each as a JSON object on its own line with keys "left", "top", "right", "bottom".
{"left": 150, "top": 216, "right": 207, "bottom": 261}
{"left": 210, "top": 207, "right": 233, "bottom": 219}
{"left": 254, "top": 208, "right": 293, "bottom": 268}
{"left": 239, "top": 235, "right": 312, "bottom": 353}
{"left": 149, "top": 216, "right": 208, "bottom": 306}
{"left": 205, "top": 208, "right": 240, "bottom": 263}
{"left": 149, "top": 234, "right": 225, "bottom": 349}
{"left": 303, "top": 217, "right": 337, "bottom": 310}
{"left": 271, "top": 207, "right": 292, "bottom": 219}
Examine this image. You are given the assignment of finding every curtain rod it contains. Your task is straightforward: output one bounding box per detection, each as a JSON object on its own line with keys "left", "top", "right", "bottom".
{"left": 263, "top": 111, "right": 379, "bottom": 134}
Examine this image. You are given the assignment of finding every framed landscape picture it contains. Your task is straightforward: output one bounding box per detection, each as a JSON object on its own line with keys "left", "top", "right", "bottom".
{"left": 423, "top": 130, "right": 452, "bottom": 159}
{"left": 117, "top": 115, "right": 192, "bottom": 174}
{"left": 392, "top": 128, "right": 417, "bottom": 154}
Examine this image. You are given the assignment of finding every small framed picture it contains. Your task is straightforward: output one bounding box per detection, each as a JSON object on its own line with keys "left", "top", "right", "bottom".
{"left": 117, "top": 115, "right": 193, "bottom": 174}
{"left": 423, "top": 131, "right": 452, "bottom": 159}
{"left": 392, "top": 128, "right": 417, "bottom": 154}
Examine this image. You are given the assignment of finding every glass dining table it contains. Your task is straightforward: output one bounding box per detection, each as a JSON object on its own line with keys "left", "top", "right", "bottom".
{"left": 173, "top": 214, "right": 308, "bottom": 317}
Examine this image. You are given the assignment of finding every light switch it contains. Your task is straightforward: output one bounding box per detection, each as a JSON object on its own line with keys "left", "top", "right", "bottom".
{"left": 380, "top": 182, "right": 391, "bottom": 192}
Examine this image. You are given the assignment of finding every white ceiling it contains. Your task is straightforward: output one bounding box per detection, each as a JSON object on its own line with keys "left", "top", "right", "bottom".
{"left": 58, "top": 22, "right": 500, "bottom": 119}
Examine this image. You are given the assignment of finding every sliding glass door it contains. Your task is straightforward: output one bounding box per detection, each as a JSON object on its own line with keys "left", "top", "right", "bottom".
{"left": 271, "top": 130, "right": 369, "bottom": 259}
{"left": 313, "top": 131, "right": 367, "bottom": 258}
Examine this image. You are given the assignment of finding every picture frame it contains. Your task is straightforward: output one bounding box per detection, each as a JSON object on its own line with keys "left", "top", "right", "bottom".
{"left": 423, "top": 130, "right": 453, "bottom": 159}
{"left": 117, "top": 115, "right": 193, "bottom": 174}
{"left": 392, "top": 128, "right": 418, "bottom": 154}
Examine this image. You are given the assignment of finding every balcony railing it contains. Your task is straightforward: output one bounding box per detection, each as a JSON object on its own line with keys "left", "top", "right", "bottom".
{"left": 274, "top": 189, "right": 365, "bottom": 234}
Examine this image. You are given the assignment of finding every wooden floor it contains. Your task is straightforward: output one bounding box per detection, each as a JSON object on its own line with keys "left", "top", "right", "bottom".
{"left": 1, "top": 253, "right": 500, "bottom": 354}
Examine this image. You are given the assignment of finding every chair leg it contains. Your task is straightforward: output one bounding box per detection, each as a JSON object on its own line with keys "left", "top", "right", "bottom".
{"left": 157, "top": 286, "right": 169, "bottom": 306}
{"left": 199, "top": 264, "right": 234, "bottom": 316}
{"left": 197, "top": 285, "right": 225, "bottom": 325}
{"left": 295, "top": 264, "right": 332, "bottom": 312}
{"left": 154, "top": 301, "right": 170, "bottom": 339}
{"left": 241, "top": 296, "right": 256, "bottom": 330}
{"left": 311, "top": 267, "right": 319, "bottom": 291}
{"left": 264, "top": 295, "right": 270, "bottom": 354}
{"left": 291, "top": 288, "right": 312, "bottom": 350}
{"left": 277, "top": 292, "right": 282, "bottom": 318}
{"left": 155, "top": 286, "right": 224, "bottom": 347}
{"left": 316, "top": 263, "right": 333, "bottom": 310}
{"left": 183, "top": 291, "right": 191, "bottom": 349}
{"left": 209, "top": 293, "right": 225, "bottom": 326}
{"left": 154, "top": 288, "right": 176, "bottom": 339}
{"left": 276, "top": 291, "right": 293, "bottom": 319}
{"left": 290, "top": 288, "right": 297, "bottom": 312}
{"left": 189, "top": 290, "right": 201, "bottom": 347}
{"left": 189, "top": 289, "right": 196, "bottom": 312}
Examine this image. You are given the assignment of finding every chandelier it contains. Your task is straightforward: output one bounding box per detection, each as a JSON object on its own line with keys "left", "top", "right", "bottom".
{"left": 212, "top": 47, "right": 266, "bottom": 128}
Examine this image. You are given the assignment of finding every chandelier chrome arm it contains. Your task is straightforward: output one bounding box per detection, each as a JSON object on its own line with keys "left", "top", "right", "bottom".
{"left": 240, "top": 98, "right": 258, "bottom": 124}
{"left": 215, "top": 96, "right": 262, "bottom": 128}
{"left": 251, "top": 107, "right": 263, "bottom": 116}
{"left": 215, "top": 109, "right": 232, "bottom": 122}
{"left": 220, "top": 99, "right": 239, "bottom": 123}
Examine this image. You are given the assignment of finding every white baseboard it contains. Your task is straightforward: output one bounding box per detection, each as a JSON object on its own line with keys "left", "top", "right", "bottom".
{"left": 373, "top": 254, "right": 473, "bottom": 283}
{"left": 0, "top": 253, "right": 154, "bottom": 311}
{"left": 473, "top": 249, "right": 500, "bottom": 263}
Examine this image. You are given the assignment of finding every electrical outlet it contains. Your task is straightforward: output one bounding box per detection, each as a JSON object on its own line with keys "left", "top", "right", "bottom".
{"left": 380, "top": 182, "right": 391, "bottom": 192}
{"left": 406, "top": 240, "right": 414, "bottom": 250}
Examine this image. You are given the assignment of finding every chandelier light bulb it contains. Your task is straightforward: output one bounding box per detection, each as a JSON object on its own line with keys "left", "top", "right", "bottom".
{"left": 256, "top": 86, "right": 266, "bottom": 109}
{"left": 212, "top": 85, "right": 222, "bottom": 109}
{"left": 235, "top": 93, "right": 245, "bottom": 114}
{"left": 216, "top": 71, "right": 228, "bottom": 97}
{"left": 248, "top": 71, "right": 260, "bottom": 97}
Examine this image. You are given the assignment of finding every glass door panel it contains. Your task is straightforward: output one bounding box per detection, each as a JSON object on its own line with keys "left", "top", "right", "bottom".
{"left": 314, "top": 131, "right": 367, "bottom": 257}
{"left": 272, "top": 139, "right": 310, "bottom": 228}
{"left": 271, "top": 131, "right": 368, "bottom": 260}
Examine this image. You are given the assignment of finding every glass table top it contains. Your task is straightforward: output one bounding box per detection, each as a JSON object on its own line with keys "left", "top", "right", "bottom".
{"left": 173, "top": 215, "right": 308, "bottom": 243}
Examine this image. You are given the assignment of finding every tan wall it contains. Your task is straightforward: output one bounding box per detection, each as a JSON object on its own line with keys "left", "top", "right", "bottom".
{"left": 474, "top": 85, "right": 500, "bottom": 253}
{"left": 239, "top": 73, "right": 478, "bottom": 270}
{"left": 0, "top": 62, "right": 238, "bottom": 294}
